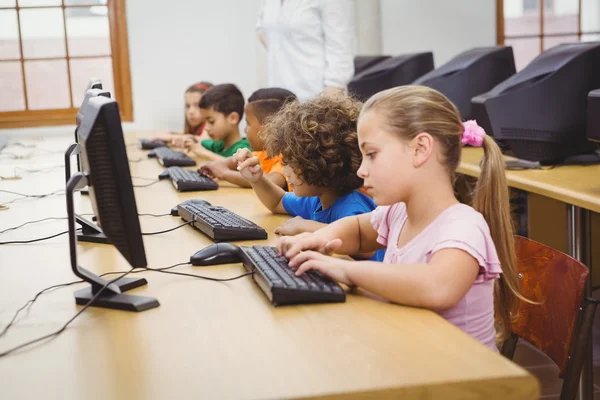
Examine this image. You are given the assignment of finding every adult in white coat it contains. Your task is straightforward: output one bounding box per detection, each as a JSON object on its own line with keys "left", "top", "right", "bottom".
{"left": 256, "top": 0, "right": 355, "bottom": 100}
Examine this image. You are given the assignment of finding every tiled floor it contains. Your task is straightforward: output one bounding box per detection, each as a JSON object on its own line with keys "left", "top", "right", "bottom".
{"left": 512, "top": 304, "right": 600, "bottom": 399}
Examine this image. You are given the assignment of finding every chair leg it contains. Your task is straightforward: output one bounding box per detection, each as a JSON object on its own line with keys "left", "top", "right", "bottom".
{"left": 560, "top": 299, "right": 599, "bottom": 400}
{"left": 501, "top": 332, "right": 519, "bottom": 360}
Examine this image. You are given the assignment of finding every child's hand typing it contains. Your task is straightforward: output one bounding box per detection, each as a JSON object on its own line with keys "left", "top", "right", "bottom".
{"left": 172, "top": 134, "right": 196, "bottom": 148}
{"left": 274, "top": 217, "right": 326, "bottom": 236}
{"left": 287, "top": 251, "right": 353, "bottom": 285}
{"left": 233, "top": 148, "right": 263, "bottom": 182}
{"left": 277, "top": 232, "right": 343, "bottom": 258}
{"left": 184, "top": 138, "right": 211, "bottom": 158}
{"left": 198, "top": 160, "right": 228, "bottom": 180}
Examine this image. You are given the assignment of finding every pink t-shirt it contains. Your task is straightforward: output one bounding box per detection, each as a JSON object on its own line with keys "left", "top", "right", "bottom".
{"left": 370, "top": 203, "right": 502, "bottom": 351}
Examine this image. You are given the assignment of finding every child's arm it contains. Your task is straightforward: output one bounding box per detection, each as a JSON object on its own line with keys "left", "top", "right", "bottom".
{"left": 274, "top": 217, "right": 326, "bottom": 236}
{"left": 183, "top": 138, "right": 225, "bottom": 162}
{"left": 233, "top": 149, "right": 287, "bottom": 214}
{"left": 278, "top": 212, "right": 382, "bottom": 258}
{"left": 288, "top": 249, "right": 480, "bottom": 311}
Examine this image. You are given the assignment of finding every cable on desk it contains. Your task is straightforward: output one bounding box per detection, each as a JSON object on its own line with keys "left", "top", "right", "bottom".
{"left": 133, "top": 180, "right": 160, "bottom": 188}
{"left": 0, "top": 268, "right": 135, "bottom": 358}
{"left": 131, "top": 176, "right": 157, "bottom": 181}
{"left": 0, "top": 229, "right": 79, "bottom": 245}
{"left": 0, "top": 264, "right": 253, "bottom": 357}
{"left": 141, "top": 220, "right": 193, "bottom": 235}
{"left": 0, "top": 217, "right": 67, "bottom": 235}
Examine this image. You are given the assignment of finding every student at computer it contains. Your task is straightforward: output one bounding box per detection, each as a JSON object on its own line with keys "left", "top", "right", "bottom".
{"left": 276, "top": 86, "right": 525, "bottom": 350}
{"left": 153, "top": 81, "right": 213, "bottom": 144}
{"left": 198, "top": 88, "right": 295, "bottom": 190}
{"left": 233, "top": 94, "right": 377, "bottom": 238}
{"left": 182, "top": 84, "right": 252, "bottom": 161}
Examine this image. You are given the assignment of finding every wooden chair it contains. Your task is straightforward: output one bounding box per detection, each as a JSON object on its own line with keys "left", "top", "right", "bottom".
{"left": 501, "top": 236, "right": 600, "bottom": 400}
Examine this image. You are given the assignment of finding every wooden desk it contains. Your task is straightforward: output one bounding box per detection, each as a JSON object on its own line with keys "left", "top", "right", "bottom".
{"left": 0, "top": 136, "right": 538, "bottom": 400}
{"left": 459, "top": 147, "right": 599, "bottom": 400}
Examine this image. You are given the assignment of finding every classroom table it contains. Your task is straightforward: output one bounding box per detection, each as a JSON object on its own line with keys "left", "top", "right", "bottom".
{"left": 0, "top": 136, "right": 539, "bottom": 400}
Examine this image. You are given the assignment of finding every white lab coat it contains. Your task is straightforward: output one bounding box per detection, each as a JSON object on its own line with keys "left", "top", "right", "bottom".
{"left": 256, "top": 0, "right": 355, "bottom": 100}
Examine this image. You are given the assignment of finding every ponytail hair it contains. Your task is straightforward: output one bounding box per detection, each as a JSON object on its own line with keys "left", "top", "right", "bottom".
{"left": 363, "top": 85, "right": 525, "bottom": 342}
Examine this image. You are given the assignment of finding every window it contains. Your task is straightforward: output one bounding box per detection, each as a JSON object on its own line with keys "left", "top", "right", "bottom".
{"left": 498, "top": 0, "right": 600, "bottom": 70}
{"left": 0, "top": 0, "right": 132, "bottom": 129}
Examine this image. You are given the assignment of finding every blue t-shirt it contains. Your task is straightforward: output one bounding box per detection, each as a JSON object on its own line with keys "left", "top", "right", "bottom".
{"left": 281, "top": 190, "right": 385, "bottom": 261}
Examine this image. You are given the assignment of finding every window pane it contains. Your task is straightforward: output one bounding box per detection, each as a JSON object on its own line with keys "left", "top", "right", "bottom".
{"left": 70, "top": 57, "right": 113, "bottom": 106}
{"left": 0, "top": 0, "right": 16, "bottom": 7}
{"left": 543, "top": 35, "right": 579, "bottom": 50}
{"left": 66, "top": 6, "right": 110, "bottom": 57}
{"left": 0, "top": 61, "right": 25, "bottom": 111}
{"left": 582, "top": 34, "right": 600, "bottom": 42}
{"left": 65, "top": 0, "right": 107, "bottom": 5}
{"left": 19, "top": 0, "right": 61, "bottom": 6}
{"left": 20, "top": 8, "right": 65, "bottom": 59}
{"left": 505, "top": 38, "right": 541, "bottom": 71}
{"left": 544, "top": 0, "right": 578, "bottom": 34}
{"left": 24, "top": 59, "right": 70, "bottom": 109}
{"left": 581, "top": 0, "right": 600, "bottom": 32}
{"left": 504, "top": 0, "right": 540, "bottom": 36}
{"left": 0, "top": 10, "right": 20, "bottom": 60}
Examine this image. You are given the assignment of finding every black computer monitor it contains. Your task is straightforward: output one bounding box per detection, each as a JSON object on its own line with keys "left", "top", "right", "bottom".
{"left": 88, "top": 79, "right": 103, "bottom": 90}
{"left": 66, "top": 88, "right": 112, "bottom": 243}
{"left": 354, "top": 55, "right": 391, "bottom": 76}
{"left": 413, "top": 46, "right": 516, "bottom": 120}
{"left": 348, "top": 52, "right": 434, "bottom": 102}
{"left": 472, "top": 42, "right": 600, "bottom": 163}
{"left": 65, "top": 95, "right": 158, "bottom": 311}
{"left": 588, "top": 90, "right": 600, "bottom": 143}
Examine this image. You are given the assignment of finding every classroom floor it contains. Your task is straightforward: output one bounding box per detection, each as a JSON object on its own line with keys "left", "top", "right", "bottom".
{"left": 514, "top": 303, "right": 600, "bottom": 399}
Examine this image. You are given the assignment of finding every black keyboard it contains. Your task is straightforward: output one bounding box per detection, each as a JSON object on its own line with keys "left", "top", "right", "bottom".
{"left": 150, "top": 147, "right": 196, "bottom": 167}
{"left": 178, "top": 201, "right": 267, "bottom": 241}
{"left": 138, "top": 139, "right": 167, "bottom": 150}
{"left": 240, "top": 245, "right": 345, "bottom": 306}
{"left": 164, "top": 167, "right": 218, "bottom": 191}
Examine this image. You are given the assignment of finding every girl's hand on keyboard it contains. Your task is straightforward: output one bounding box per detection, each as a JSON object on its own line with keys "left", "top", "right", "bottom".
{"left": 277, "top": 232, "right": 343, "bottom": 259}
{"left": 288, "top": 251, "right": 353, "bottom": 285}
{"left": 233, "top": 148, "right": 263, "bottom": 182}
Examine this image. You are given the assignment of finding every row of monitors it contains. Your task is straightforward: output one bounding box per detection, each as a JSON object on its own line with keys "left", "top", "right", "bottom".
{"left": 350, "top": 42, "right": 600, "bottom": 164}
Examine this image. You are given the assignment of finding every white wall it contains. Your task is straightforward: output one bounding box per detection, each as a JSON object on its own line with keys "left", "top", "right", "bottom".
{"left": 380, "top": 0, "right": 496, "bottom": 67}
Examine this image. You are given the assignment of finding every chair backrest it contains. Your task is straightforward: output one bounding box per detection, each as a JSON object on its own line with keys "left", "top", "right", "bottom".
{"left": 511, "top": 235, "right": 589, "bottom": 377}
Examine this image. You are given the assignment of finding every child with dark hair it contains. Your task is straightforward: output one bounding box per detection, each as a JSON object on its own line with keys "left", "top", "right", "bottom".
{"left": 233, "top": 94, "right": 378, "bottom": 241}
{"left": 199, "top": 87, "right": 296, "bottom": 190}
{"left": 182, "top": 83, "right": 251, "bottom": 161}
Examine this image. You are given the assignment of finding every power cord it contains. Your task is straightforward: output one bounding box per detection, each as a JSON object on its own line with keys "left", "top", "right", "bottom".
{"left": 0, "top": 189, "right": 66, "bottom": 207}
{"left": 0, "top": 264, "right": 254, "bottom": 357}
{"left": 0, "top": 229, "right": 81, "bottom": 245}
{"left": 133, "top": 180, "right": 160, "bottom": 188}
{"left": 141, "top": 220, "right": 193, "bottom": 235}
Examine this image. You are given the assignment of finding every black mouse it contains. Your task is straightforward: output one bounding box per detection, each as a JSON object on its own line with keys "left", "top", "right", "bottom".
{"left": 147, "top": 150, "right": 157, "bottom": 158}
{"left": 158, "top": 170, "right": 171, "bottom": 180}
{"left": 171, "top": 199, "right": 212, "bottom": 216}
{"left": 190, "top": 243, "right": 243, "bottom": 266}
{"left": 139, "top": 139, "right": 167, "bottom": 150}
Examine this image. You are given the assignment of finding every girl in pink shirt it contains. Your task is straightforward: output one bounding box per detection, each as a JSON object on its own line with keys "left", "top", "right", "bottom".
{"left": 277, "top": 85, "right": 524, "bottom": 350}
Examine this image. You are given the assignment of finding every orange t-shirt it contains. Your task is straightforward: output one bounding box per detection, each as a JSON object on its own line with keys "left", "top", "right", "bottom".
{"left": 253, "top": 151, "right": 290, "bottom": 191}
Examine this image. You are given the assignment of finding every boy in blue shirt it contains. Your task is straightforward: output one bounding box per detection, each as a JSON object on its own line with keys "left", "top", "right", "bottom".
{"left": 234, "top": 94, "right": 383, "bottom": 260}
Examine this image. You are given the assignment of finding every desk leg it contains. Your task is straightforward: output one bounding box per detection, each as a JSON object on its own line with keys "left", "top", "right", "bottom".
{"left": 567, "top": 205, "right": 593, "bottom": 400}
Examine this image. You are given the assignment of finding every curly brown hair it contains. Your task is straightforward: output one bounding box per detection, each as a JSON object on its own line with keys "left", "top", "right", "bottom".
{"left": 261, "top": 94, "right": 364, "bottom": 196}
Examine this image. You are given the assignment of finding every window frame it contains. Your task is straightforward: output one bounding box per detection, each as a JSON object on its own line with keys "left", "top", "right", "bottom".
{"left": 0, "top": 0, "right": 133, "bottom": 129}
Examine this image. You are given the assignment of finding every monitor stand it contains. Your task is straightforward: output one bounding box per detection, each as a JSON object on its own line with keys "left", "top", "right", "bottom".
{"left": 66, "top": 172, "right": 159, "bottom": 312}
{"left": 65, "top": 143, "right": 108, "bottom": 243}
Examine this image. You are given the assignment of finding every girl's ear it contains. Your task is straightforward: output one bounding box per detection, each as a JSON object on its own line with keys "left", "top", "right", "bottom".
{"left": 411, "top": 132, "right": 434, "bottom": 168}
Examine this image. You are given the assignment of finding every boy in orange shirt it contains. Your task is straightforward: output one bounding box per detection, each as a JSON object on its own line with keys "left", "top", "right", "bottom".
{"left": 198, "top": 88, "right": 296, "bottom": 190}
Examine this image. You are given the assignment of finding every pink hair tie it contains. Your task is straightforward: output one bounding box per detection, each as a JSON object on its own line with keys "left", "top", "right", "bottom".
{"left": 461, "top": 120, "right": 486, "bottom": 147}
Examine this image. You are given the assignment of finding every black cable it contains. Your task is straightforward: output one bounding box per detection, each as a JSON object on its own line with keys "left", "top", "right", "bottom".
{"left": 130, "top": 176, "right": 156, "bottom": 181}
{"left": 133, "top": 180, "right": 160, "bottom": 188}
{"left": 0, "top": 229, "right": 76, "bottom": 245}
{"left": 0, "top": 217, "right": 67, "bottom": 234}
{"left": 0, "top": 262, "right": 189, "bottom": 338}
{"left": 141, "top": 220, "right": 193, "bottom": 235}
{"left": 138, "top": 213, "right": 171, "bottom": 217}
{"left": 0, "top": 268, "right": 135, "bottom": 358}
{"left": 0, "top": 264, "right": 253, "bottom": 357}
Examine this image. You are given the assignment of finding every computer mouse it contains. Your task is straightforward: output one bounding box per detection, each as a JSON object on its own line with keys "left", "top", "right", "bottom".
{"left": 158, "top": 170, "right": 171, "bottom": 180}
{"left": 190, "top": 243, "right": 243, "bottom": 266}
{"left": 147, "top": 150, "right": 157, "bottom": 158}
{"left": 170, "top": 199, "right": 212, "bottom": 216}
{"left": 138, "top": 139, "right": 167, "bottom": 150}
